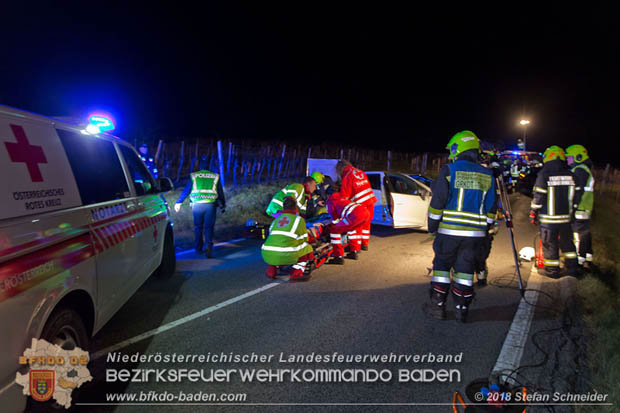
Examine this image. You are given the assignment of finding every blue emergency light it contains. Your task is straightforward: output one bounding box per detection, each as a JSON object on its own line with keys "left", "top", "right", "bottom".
{"left": 86, "top": 114, "right": 115, "bottom": 134}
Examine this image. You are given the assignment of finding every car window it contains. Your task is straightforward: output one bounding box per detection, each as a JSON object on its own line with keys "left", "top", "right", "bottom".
{"left": 367, "top": 173, "right": 381, "bottom": 190}
{"left": 56, "top": 129, "right": 130, "bottom": 205}
{"left": 388, "top": 174, "right": 419, "bottom": 195}
{"left": 118, "top": 145, "right": 157, "bottom": 196}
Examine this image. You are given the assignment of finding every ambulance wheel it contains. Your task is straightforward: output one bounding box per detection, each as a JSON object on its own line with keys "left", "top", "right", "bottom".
{"left": 154, "top": 226, "right": 176, "bottom": 279}
{"left": 40, "top": 307, "right": 89, "bottom": 351}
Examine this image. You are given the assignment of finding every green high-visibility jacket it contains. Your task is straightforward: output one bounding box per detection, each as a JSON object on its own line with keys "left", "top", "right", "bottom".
{"left": 572, "top": 163, "right": 594, "bottom": 220}
{"left": 265, "top": 183, "right": 307, "bottom": 217}
{"left": 261, "top": 213, "right": 313, "bottom": 265}
{"left": 190, "top": 170, "right": 219, "bottom": 204}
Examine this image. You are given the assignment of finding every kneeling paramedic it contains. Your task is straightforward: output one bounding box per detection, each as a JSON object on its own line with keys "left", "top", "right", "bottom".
{"left": 427, "top": 131, "right": 497, "bottom": 322}
{"left": 530, "top": 146, "right": 578, "bottom": 277}
{"left": 266, "top": 177, "right": 316, "bottom": 219}
{"left": 566, "top": 144, "right": 595, "bottom": 269}
{"left": 326, "top": 192, "right": 370, "bottom": 264}
{"left": 261, "top": 197, "right": 314, "bottom": 281}
{"left": 175, "top": 157, "right": 225, "bottom": 257}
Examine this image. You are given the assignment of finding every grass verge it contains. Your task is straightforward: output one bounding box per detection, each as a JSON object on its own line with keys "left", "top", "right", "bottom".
{"left": 164, "top": 179, "right": 298, "bottom": 250}
{"left": 576, "top": 193, "right": 620, "bottom": 411}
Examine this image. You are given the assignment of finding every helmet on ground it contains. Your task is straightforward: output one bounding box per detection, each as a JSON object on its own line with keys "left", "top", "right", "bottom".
{"left": 565, "top": 144, "right": 589, "bottom": 164}
{"left": 446, "top": 130, "right": 480, "bottom": 160}
{"left": 245, "top": 218, "right": 258, "bottom": 227}
{"left": 519, "top": 247, "right": 536, "bottom": 262}
{"left": 311, "top": 171, "right": 325, "bottom": 185}
{"left": 542, "top": 146, "right": 566, "bottom": 163}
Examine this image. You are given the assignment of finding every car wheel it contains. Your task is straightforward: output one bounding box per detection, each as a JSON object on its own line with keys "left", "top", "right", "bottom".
{"left": 154, "top": 226, "right": 176, "bottom": 279}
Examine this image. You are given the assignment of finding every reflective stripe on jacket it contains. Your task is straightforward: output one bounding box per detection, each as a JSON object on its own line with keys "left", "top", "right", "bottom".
{"left": 261, "top": 212, "right": 313, "bottom": 265}
{"left": 530, "top": 159, "right": 575, "bottom": 224}
{"left": 428, "top": 157, "right": 497, "bottom": 237}
{"left": 265, "top": 183, "right": 307, "bottom": 217}
{"left": 571, "top": 163, "right": 594, "bottom": 220}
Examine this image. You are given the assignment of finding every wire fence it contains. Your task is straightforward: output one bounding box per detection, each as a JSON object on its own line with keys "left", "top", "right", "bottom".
{"left": 140, "top": 139, "right": 449, "bottom": 187}
{"left": 594, "top": 164, "right": 620, "bottom": 200}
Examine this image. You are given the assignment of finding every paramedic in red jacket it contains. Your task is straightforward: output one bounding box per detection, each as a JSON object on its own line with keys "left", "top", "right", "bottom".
{"left": 336, "top": 160, "right": 377, "bottom": 251}
{"left": 326, "top": 192, "right": 371, "bottom": 264}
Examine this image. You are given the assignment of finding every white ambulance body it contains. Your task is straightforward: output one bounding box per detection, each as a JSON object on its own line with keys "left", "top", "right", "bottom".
{"left": 0, "top": 105, "right": 176, "bottom": 410}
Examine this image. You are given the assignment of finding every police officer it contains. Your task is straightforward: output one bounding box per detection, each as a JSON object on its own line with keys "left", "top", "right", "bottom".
{"left": 565, "top": 144, "right": 595, "bottom": 269}
{"left": 529, "top": 146, "right": 577, "bottom": 277}
{"left": 174, "top": 157, "right": 225, "bottom": 258}
{"left": 427, "top": 131, "right": 497, "bottom": 322}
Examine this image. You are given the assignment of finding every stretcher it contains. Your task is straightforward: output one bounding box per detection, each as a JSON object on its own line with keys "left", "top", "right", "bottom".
{"left": 303, "top": 214, "right": 351, "bottom": 276}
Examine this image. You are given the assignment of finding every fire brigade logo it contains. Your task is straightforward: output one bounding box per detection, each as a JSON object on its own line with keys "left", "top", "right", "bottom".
{"left": 277, "top": 216, "right": 290, "bottom": 228}
{"left": 29, "top": 370, "right": 55, "bottom": 402}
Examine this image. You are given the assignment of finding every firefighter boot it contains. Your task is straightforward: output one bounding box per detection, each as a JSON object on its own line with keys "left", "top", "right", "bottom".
{"left": 361, "top": 245, "right": 368, "bottom": 251}
{"left": 453, "top": 288, "right": 474, "bottom": 323}
{"left": 205, "top": 245, "right": 213, "bottom": 259}
{"left": 477, "top": 267, "right": 488, "bottom": 287}
{"left": 266, "top": 265, "right": 277, "bottom": 279}
{"left": 426, "top": 286, "right": 447, "bottom": 320}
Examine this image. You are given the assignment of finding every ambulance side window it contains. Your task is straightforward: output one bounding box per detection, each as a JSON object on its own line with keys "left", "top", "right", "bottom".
{"left": 57, "top": 129, "right": 130, "bottom": 205}
{"left": 118, "top": 145, "right": 157, "bottom": 196}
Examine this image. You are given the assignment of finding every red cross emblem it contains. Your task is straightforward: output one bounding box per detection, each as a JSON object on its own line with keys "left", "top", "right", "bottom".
{"left": 277, "top": 216, "right": 290, "bottom": 228}
{"left": 4, "top": 124, "right": 48, "bottom": 182}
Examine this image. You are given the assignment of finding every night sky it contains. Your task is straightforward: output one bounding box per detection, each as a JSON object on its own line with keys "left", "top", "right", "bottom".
{"left": 1, "top": 4, "right": 618, "bottom": 164}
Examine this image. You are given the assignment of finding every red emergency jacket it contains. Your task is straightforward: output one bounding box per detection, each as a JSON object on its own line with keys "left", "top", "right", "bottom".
{"left": 327, "top": 195, "right": 369, "bottom": 228}
{"left": 340, "top": 165, "right": 377, "bottom": 207}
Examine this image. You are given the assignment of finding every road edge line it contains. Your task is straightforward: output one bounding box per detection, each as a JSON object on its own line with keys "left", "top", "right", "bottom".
{"left": 490, "top": 263, "right": 542, "bottom": 385}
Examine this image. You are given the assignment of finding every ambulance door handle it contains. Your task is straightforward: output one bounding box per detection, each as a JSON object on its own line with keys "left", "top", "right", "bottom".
{"left": 126, "top": 202, "right": 137, "bottom": 210}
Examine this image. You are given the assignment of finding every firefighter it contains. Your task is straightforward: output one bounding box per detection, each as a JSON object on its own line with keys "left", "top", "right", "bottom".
{"left": 174, "top": 157, "right": 226, "bottom": 258}
{"left": 565, "top": 144, "right": 595, "bottom": 269}
{"left": 266, "top": 177, "right": 316, "bottom": 219}
{"left": 427, "top": 131, "right": 497, "bottom": 322}
{"left": 336, "top": 160, "right": 377, "bottom": 252}
{"left": 326, "top": 192, "right": 371, "bottom": 264}
{"left": 261, "top": 197, "right": 314, "bottom": 281}
{"left": 529, "top": 146, "right": 578, "bottom": 277}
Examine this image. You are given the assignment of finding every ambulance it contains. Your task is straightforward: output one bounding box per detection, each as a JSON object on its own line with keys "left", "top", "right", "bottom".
{"left": 0, "top": 105, "right": 176, "bottom": 410}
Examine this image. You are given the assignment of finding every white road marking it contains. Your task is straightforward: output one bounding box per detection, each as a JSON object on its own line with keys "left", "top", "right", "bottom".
{"left": 491, "top": 263, "right": 541, "bottom": 385}
{"left": 91, "top": 282, "right": 281, "bottom": 360}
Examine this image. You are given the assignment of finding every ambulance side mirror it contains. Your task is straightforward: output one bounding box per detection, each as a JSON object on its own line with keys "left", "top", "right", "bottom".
{"left": 158, "top": 177, "right": 174, "bottom": 193}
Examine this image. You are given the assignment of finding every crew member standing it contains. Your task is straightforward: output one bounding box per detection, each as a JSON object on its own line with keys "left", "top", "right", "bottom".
{"left": 175, "top": 157, "right": 226, "bottom": 258}
{"left": 326, "top": 192, "right": 371, "bottom": 264}
{"left": 427, "top": 131, "right": 497, "bottom": 322}
{"left": 336, "top": 160, "right": 377, "bottom": 252}
{"left": 529, "top": 146, "right": 578, "bottom": 277}
{"left": 565, "top": 144, "right": 595, "bottom": 269}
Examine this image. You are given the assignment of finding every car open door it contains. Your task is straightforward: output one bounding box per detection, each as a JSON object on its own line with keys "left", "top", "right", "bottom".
{"left": 387, "top": 174, "right": 430, "bottom": 229}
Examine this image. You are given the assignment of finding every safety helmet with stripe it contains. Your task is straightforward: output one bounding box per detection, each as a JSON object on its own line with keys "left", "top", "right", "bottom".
{"left": 446, "top": 130, "right": 481, "bottom": 160}
{"left": 565, "top": 144, "right": 588, "bottom": 164}
{"left": 542, "top": 145, "right": 566, "bottom": 163}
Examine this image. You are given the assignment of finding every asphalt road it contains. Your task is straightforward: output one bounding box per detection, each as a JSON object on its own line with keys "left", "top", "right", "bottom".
{"left": 76, "top": 193, "right": 541, "bottom": 412}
